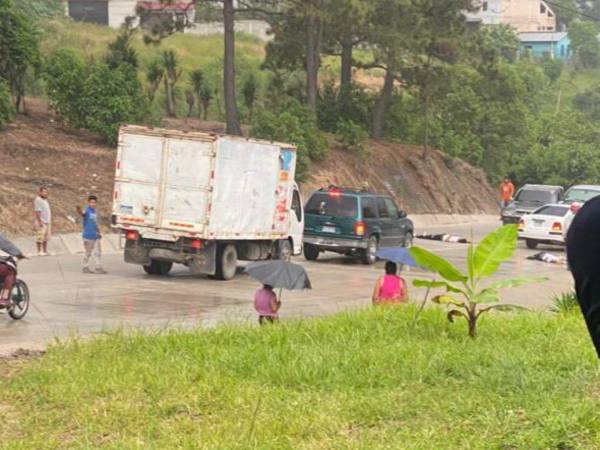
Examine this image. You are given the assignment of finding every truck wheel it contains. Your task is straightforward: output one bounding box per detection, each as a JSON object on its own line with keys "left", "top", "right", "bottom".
{"left": 276, "top": 240, "right": 293, "bottom": 261}
{"left": 143, "top": 260, "right": 173, "bottom": 276}
{"left": 362, "top": 236, "right": 378, "bottom": 265}
{"left": 215, "top": 244, "right": 237, "bottom": 280}
{"left": 525, "top": 239, "right": 539, "bottom": 250}
{"left": 304, "top": 244, "right": 319, "bottom": 261}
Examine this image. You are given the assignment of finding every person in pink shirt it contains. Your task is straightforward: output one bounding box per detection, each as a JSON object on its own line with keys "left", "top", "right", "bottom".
{"left": 372, "top": 261, "right": 408, "bottom": 306}
{"left": 254, "top": 284, "right": 281, "bottom": 325}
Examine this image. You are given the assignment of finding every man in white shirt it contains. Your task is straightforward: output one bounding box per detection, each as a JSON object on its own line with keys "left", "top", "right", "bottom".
{"left": 34, "top": 186, "right": 52, "bottom": 256}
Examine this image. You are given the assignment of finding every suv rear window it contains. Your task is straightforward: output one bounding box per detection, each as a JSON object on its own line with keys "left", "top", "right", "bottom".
{"left": 305, "top": 193, "right": 358, "bottom": 218}
{"left": 514, "top": 189, "right": 555, "bottom": 204}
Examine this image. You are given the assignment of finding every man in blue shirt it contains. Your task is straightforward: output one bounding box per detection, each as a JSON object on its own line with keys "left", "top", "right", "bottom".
{"left": 76, "top": 195, "right": 106, "bottom": 274}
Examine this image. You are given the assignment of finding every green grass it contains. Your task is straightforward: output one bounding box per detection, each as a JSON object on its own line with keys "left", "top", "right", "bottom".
{"left": 1, "top": 306, "right": 599, "bottom": 449}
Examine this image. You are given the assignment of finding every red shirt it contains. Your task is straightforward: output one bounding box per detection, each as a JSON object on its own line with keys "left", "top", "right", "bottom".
{"left": 500, "top": 182, "right": 515, "bottom": 201}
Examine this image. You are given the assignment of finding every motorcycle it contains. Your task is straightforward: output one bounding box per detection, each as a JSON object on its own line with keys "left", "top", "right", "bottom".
{"left": 0, "top": 257, "right": 30, "bottom": 320}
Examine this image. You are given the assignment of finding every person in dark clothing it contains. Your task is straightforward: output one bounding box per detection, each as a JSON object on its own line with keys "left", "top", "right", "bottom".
{"left": 566, "top": 196, "right": 600, "bottom": 358}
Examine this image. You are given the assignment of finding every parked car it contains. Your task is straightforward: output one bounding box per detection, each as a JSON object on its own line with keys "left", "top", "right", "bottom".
{"left": 303, "top": 187, "right": 414, "bottom": 264}
{"left": 501, "top": 184, "right": 564, "bottom": 225}
{"left": 562, "top": 185, "right": 600, "bottom": 205}
{"left": 518, "top": 203, "right": 574, "bottom": 249}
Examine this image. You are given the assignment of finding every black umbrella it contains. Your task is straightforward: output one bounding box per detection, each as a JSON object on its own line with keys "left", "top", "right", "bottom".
{"left": 567, "top": 196, "right": 600, "bottom": 358}
{"left": 245, "top": 260, "right": 312, "bottom": 291}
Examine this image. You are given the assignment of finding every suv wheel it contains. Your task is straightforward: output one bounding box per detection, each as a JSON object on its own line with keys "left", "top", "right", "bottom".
{"left": 304, "top": 244, "right": 319, "bottom": 261}
{"left": 362, "top": 236, "right": 378, "bottom": 265}
{"left": 403, "top": 232, "right": 413, "bottom": 248}
{"left": 525, "top": 239, "right": 539, "bottom": 250}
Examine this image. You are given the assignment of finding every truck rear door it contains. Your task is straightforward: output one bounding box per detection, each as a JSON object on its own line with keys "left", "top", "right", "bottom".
{"left": 159, "top": 137, "right": 214, "bottom": 233}
{"left": 114, "top": 132, "right": 163, "bottom": 227}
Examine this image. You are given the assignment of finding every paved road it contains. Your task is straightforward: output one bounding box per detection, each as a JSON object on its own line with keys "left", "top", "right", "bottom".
{"left": 0, "top": 219, "right": 573, "bottom": 353}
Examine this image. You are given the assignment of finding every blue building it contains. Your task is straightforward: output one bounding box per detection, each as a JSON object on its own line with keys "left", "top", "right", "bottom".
{"left": 518, "top": 32, "right": 571, "bottom": 59}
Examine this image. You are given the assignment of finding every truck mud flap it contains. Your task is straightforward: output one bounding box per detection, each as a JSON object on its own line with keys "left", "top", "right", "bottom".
{"left": 124, "top": 240, "right": 150, "bottom": 265}
{"left": 187, "top": 242, "right": 217, "bottom": 276}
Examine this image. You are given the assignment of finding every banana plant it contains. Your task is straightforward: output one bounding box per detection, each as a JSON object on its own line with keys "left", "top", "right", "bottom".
{"left": 410, "top": 225, "right": 547, "bottom": 338}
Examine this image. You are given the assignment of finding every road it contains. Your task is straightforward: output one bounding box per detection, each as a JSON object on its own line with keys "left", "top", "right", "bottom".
{"left": 0, "top": 219, "right": 574, "bottom": 354}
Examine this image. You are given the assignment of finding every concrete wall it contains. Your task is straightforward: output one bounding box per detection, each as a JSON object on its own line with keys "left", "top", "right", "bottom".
{"left": 186, "top": 20, "right": 272, "bottom": 41}
{"left": 466, "top": 0, "right": 556, "bottom": 32}
{"left": 107, "top": 0, "right": 137, "bottom": 28}
{"left": 521, "top": 37, "right": 571, "bottom": 59}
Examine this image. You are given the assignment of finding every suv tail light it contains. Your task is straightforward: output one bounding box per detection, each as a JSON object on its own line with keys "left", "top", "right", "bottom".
{"left": 551, "top": 222, "right": 562, "bottom": 233}
{"left": 570, "top": 202, "right": 582, "bottom": 214}
{"left": 125, "top": 230, "right": 139, "bottom": 241}
{"left": 355, "top": 221, "right": 366, "bottom": 236}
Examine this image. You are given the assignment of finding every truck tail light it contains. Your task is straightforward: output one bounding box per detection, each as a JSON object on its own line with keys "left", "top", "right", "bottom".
{"left": 552, "top": 222, "right": 562, "bottom": 233}
{"left": 190, "top": 239, "right": 202, "bottom": 249}
{"left": 125, "top": 230, "right": 139, "bottom": 241}
{"left": 355, "top": 221, "right": 366, "bottom": 236}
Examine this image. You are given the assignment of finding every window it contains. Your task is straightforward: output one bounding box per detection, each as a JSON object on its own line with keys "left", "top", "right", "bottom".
{"left": 384, "top": 198, "right": 399, "bottom": 218}
{"left": 291, "top": 190, "right": 302, "bottom": 222}
{"left": 305, "top": 193, "right": 358, "bottom": 218}
{"left": 482, "top": 1, "right": 488, "bottom": 11}
{"left": 535, "top": 205, "right": 569, "bottom": 217}
{"left": 540, "top": 4, "right": 546, "bottom": 13}
{"left": 564, "top": 188, "right": 600, "bottom": 203}
{"left": 514, "top": 189, "right": 555, "bottom": 204}
{"left": 377, "top": 198, "right": 390, "bottom": 218}
{"left": 361, "top": 197, "right": 377, "bottom": 219}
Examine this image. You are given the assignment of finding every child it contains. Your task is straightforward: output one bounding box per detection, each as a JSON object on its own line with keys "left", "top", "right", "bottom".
{"left": 253, "top": 284, "right": 280, "bottom": 324}
{"left": 76, "top": 194, "right": 107, "bottom": 274}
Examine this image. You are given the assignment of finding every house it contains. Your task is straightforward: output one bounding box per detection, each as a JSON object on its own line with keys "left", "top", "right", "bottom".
{"left": 64, "top": 0, "right": 194, "bottom": 29}
{"left": 518, "top": 32, "right": 571, "bottom": 59}
{"left": 466, "top": 0, "right": 556, "bottom": 32}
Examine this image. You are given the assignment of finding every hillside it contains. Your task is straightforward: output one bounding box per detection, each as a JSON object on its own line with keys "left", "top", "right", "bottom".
{"left": 0, "top": 100, "right": 496, "bottom": 237}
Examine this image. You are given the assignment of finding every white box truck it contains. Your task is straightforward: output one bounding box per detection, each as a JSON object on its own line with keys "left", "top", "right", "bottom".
{"left": 111, "top": 125, "right": 304, "bottom": 280}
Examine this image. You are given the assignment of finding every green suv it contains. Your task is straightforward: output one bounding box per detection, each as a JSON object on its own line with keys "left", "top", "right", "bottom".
{"left": 303, "top": 187, "right": 414, "bottom": 264}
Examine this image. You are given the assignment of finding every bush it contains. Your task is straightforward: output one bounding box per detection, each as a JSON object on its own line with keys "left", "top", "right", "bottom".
{"left": 251, "top": 101, "right": 328, "bottom": 180}
{"left": 551, "top": 291, "right": 579, "bottom": 314}
{"left": 336, "top": 119, "right": 368, "bottom": 157}
{"left": 81, "top": 64, "right": 148, "bottom": 145}
{"left": 43, "top": 49, "right": 87, "bottom": 128}
{"left": 0, "top": 78, "right": 14, "bottom": 129}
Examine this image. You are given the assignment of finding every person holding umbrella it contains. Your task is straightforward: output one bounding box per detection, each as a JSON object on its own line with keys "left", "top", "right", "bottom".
{"left": 254, "top": 284, "right": 281, "bottom": 325}
{"left": 371, "top": 261, "right": 408, "bottom": 306}
{"left": 245, "top": 259, "right": 312, "bottom": 326}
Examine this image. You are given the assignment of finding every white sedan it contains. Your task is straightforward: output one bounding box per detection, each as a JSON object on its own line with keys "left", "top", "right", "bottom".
{"left": 518, "top": 204, "right": 574, "bottom": 249}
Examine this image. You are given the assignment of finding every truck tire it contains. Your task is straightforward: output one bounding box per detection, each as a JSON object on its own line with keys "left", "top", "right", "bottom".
{"left": 362, "top": 236, "right": 378, "bottom": 265}
{"left": 143, "top": 260, "right": 173, "bottom": 276}
{"left": 276, "top": 240, "right": 293, "bottom": 261}
{"left": 215, "top": 244, "right": 237, "bottom": 280}
{"left": 525, "top": 239, "right": 539, "bottom": 250}
{"left": 304, "top": 244, "right": 319, "bottom": 261}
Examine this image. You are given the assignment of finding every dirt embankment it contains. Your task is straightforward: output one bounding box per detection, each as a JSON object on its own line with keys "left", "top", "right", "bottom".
{"left": 0, "top": 100, "right": 496, "bottom": 237}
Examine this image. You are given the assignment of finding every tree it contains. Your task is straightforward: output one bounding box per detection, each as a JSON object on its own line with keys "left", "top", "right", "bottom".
{"left": 0, "top": 0, "right": 40, "bottom": 112}
{"left": 189, "top": 69, "right": 205, "bottom": 118}
{"left": 242, "top": 73, "right": 258, "bottom": 121}
{"left": 569, "top": 20, "right": 600, "bottom": 68}
{"left": 161, "top": 50, "right": 181, "bottom": 117}
{"left": 0, "top": 78, "right": 14, "bottom": 128}
{"left": 146, "top": 59, "right": 164, "bottom": 103}
{"left": 185, "top": 89, "right": 195, "bottom": 117}
{"left": 105, "top": 28, "right": 139, "bottom": 70}
{"left": 200, "top": 85, "right": 213, "bottom": 120}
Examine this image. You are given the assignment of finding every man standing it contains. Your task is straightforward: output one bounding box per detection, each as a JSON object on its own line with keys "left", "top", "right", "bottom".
{"left": 34, "top": 186, "right": 52, "bottom": 256}
{"left": 76, "top": 194, "right": 107, "bottom": 274}
{"left": 499, "top": 177, "right": 515, "bottom": 209}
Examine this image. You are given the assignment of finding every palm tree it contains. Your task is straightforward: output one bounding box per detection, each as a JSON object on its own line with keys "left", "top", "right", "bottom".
{"left": 161, "top": 50, "right": 181, "bottom": 117}
{"left": 146, "top": 59, "right": 164, "bottom": 103}
{"left": 189, "top": 69, "right": 205, "bottom": 118}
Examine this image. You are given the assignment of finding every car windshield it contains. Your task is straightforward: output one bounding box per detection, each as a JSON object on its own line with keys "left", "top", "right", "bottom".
{"left": 564, "top": 188, "right": 600, "bottom": 203}
{"left": 534, "top": 205, "right": 569, "bottom": 217}
{"left": 305, "top": 193, "right": 358, "bottom": 218}
{"left": 514, "top": 189, "right": 554, "bottom": 204}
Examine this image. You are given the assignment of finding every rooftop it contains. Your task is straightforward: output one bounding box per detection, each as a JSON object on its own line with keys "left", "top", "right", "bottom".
{"left": 518, "top": 32, "right": 568, "bottom": 43}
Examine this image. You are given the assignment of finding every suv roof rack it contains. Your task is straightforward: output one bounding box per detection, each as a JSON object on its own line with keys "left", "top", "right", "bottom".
{"left": 319, "top": 185, "right": 373, "bottom": 195}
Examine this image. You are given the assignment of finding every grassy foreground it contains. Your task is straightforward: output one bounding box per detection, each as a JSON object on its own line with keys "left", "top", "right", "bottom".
{"left": 1, "top": 307, "right": 599, "bottom": 449}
